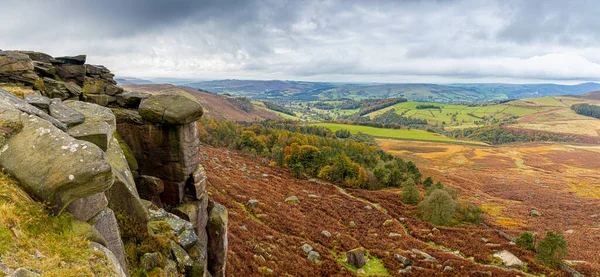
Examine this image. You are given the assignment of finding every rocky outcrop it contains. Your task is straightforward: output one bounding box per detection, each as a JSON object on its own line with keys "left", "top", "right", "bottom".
{"left": 0, "top": 50, "right": 227, "bottom": 277}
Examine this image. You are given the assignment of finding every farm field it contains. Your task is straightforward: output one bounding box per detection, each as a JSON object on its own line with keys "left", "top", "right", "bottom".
{"left": 365, "top": 97, "right": 565, "bottom": 129}
{"left": 378, "top": 139, "right": 600, "bottom": 274}
{"left": 311, "top": 122, "right": 481, "bottom": 144}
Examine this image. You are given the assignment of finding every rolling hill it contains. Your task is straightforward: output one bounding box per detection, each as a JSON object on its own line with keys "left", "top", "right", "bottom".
{"left": 183, "top": 79, "right": 600, "bottom": 103}
{"left": 122, "top": 84, "right": 287, "bottom": 121}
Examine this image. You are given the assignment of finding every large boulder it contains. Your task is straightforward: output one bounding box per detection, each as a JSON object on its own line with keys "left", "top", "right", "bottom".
{"left": 0, "top": 107, "right": 113, "bottom": 212}
{"left": 138, "top": 94, "right": 203, "bottom": 125}
{"left": 493, "top": 250, "right": 523, "bottom": 267}
{"left": 104, "top": 137, "right": 149, "bottom": 223}
{"left": 42, "top": 78, "right": 71, "bottom": 100}
{"left": 54, "top": 64, "right": 86, "bottom": 85}
{"left": 207, "top": 202, "right": 228, "bottom": 277}
{"left": 136, "top": 175, "right": 164, "bottom": 207}
{"left": 0, "top": 51, "right": 33, "bottom": 73}
{"left": 53, "top": 55, "right": 86, "bottom": 65}
{"left": 23, "top": 94, "right": 51, "bottom": 110}
{"left": 346, "top": 247, "right": 366, "bottom": 268}
{"left": 116, "top": 91, "right": 150, "bottom": 108}
{"left": 88, "top": 208, "right": 128, "bottom": 275}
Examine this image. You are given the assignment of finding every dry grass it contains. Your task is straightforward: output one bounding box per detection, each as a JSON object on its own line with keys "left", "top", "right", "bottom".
{"left": 0, "top": 85, "right": 35, "bottom": 99}
{"left": 0, "top": 171, "right": 114, "bottom": 276}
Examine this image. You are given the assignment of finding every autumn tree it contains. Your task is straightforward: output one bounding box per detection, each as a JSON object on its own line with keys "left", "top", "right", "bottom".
{"left": 418, "top": 189, "right": 456, "bottom": 225}
{"left": 401, "top": 178, "right": 420, "bottom": 205}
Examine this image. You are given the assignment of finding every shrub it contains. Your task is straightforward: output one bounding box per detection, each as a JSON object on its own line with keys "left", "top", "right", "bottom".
{"left": 535, "top": 231, "right": 567, "bottom": 268}
{"left": 423, "top": 177, "right": 433, "bottom": 188}
{"left": 455, "top": 202, "right": 482, "bottom": 224}
{"left": 401, "top": 182, "right": 420, "bottom": 205}
{"left": 516, "top": 231, "right": 536, "bottom": 251}
{"left": 418, "top": 189, "right": 456, "bottom": 226}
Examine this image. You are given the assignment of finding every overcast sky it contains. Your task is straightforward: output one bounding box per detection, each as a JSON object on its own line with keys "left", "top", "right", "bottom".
{"left": 3, "top": 0, "right": 600, "bottom": 84}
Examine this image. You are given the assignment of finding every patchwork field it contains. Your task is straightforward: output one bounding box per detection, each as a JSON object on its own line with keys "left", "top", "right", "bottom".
{"left": 365, "top": 97, "right": 565, "bottom": 129}
{"left": 378, "top": 139, "right": 600, "bottom": 274}
{"left": 311, "top": 122, "right": 482, "bottom": 144}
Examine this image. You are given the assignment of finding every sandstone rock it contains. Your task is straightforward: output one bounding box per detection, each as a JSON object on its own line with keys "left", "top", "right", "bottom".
{"left": 10, "top": 268, "right": 39, "bottom": 277}
{"left": 140, "top": 252, "right": 161, "bottom": 272}
{"left": 139, "top": 93, "right": 203, "bottom": 125}
{"left": 188, "top": 259, "right": 208, "bottom": 277}
{"left": 49, "top": 99, "right": 85, "bottom": 127}
{"left": 84, "top": 94, "right": 115, "bottom": 106}
{"left": 114, "top": 132, "right": 138, "bottom": 171}
{"left": 55, "top": 64, "right": 86, "bottom": 85}
{"left": 85, "top": 64, "right": 110, "bottom": 76}
{"left": 67, "top": 121, "right": 111, "bottom": 151}
{"left": 246, "top": 199, "right": 259, "bottom": 210}
{"left": 89, "top": 208, "right": 128, "bottom": 275}
{"left": 0, "top": 108, "right": 113, "bottom": 212}
{"left": 33, "top": 62, "right": 56, "bottom": 78}
{"left": 164, "top": 259, "right": 178, "bottom": 276}
{"left": 399, "top": 266, "right": 412, "bottom": 274}
{"left": 411, "top": 249, "right": 436, "bottom": 262}
{"left": 88, "top": 242, "right": 127, "bottom": 277}
{"left": 71, "top": 220, "right": 107, "bottom": 246}
{"left": 116, "top": 91, "right": 150, "bottom": 108}
{"left": 148, "top": 208, "right": 168, "bottom": 221}
{"left": 284, "top": 196, "right": 300, "bottom": 204}
{"left": 0, "top": 88, "right": 67, "bottom": 131}
{"left": 171, "top": 197, "right": 209, "bottom": 237}
{"left": 166, "top": 213, "right": 194, "bottom": 235}
{"left": 346, "top": 247, "right": 366, "bottom": 268}
{"left": 321, "top": 230, "right": 332, "bottom": 238}
{"left": 0, "top": 51, "right": 33, "bottom": 73}
{"left": 178, "top": 229, "right": 199, "bottom": 249}
{"left": 105, "top": 84, "right": 123, "bottom": 96}
{"left": 19, "top": 51, "right": 53, "bottom": 63}
{"left": 307, "top": 251, "right": 320, "bottom": 264}
{"left": 104, "top": 137, "right": 149, "bottom": 223}
{"left": 383, "top": 219, "right": 393, "bottom": 226}
{"left": 171, "top": 240, "right": 193, "bottom": 268}
{"left": 137, "top": 175, "right": 164, "bottom": 206}
{"left": 82, "top": 77, "right": 108, "bottom": 94}
{"left": 54, "top": 55, "right": 86, "bottom": 65}
{"left": 207, "top": 202, "right": 228, "bottom": 277}
{"left": 493, "top": 250, "right": 523, "bottom": 267}
{"left": 444, "top": 265, "right": 453, "bottom": 271}
{"left": 23, "top": 94, "right": 50, "bottom": 110}
{"left": 65, "top": 192, "right": 108, "bottom": 222}
{"left": 64, "top": 82, "right": 82, "bottom": 96}
{"left": 42, "top": 78, "right": 70, "bottom": 99}
{"left": 116, "top": 118, "right": 200, "bottom": 205}
{"left": 187, "top": 164, "right": 207, "bottom": 200}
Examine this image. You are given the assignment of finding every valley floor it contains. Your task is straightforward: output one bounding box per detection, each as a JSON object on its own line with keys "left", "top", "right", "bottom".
{"left": 200, "top": 146, "right": 595, "bottom": 276}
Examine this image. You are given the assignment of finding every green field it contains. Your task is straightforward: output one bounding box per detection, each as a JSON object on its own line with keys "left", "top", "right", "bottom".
{"left": 311, "top": 123, "right": 481, "bottom": 144}
{"left": 365, "top": 97, "right": 564, "bottom": 128}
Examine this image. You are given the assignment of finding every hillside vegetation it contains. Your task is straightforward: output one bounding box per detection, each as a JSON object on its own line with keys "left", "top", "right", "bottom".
{"left": 0, "top": 172, "right": 114, "bottom": 277}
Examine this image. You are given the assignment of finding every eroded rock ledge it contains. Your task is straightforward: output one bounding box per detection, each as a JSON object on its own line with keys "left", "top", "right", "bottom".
{"left": 0, "top": 50, "right": 227, "bottom": 277}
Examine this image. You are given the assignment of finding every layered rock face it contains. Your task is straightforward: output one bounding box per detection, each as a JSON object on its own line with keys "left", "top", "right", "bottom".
{"left": 0, "top": 50, "right": 227, "bottom": 277}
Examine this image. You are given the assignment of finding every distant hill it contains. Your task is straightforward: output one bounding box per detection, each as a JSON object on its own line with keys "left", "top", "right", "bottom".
{"left": 575, "top": 90, "right": 600, "bottom": 100}
{"left": 123, "top": 84, "right": 282, "bottom": 121}
{"left": 115, "top": 77, "right": 154, "bottom": 86}
{"left": 183, "top": 79, "right": 600, "bottom": 103}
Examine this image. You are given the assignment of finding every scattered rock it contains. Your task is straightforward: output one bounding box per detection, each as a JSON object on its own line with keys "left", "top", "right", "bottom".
{"left": 383, "top": 219, "right": 393, "bottom": 226}
{"left": 166, "top": 214, "right": 194, "bottom": 235}
{"left": 148, "top": 208, "right": 168, "bottom": 221}
{"left": 284, "top": 196, "right": 300, "bottom": 204}
{"left": 389, "top": 232, "right": 401, "bottom": 237}
{"left": 300, "top": 243, "right": 313, "bottom": 254}
{"left": 444, "top": 265, "right": 453, "bottom": 271}
{"left": 246, "top": 199, "right": 259, "bottom": 210}
{"left": 470, "top": 270, "right": 492, "bottom": 276}
{"left": 493, "top": 250, "right": 523, "bottom": 267}
{"left": 170, "top": 240, "right": 193, "bottom": 268}
{"left": 394, "top": 254, "right": 412, "bottom": 266}
{"left": 364, "top": 205, "right": 372, "bottom": 210}
{"left": 565, "top": 229, "right": 574, "bottom": 234}
{"left": 530, "top": 209, "right": 542, "bottom": 217}
{"left": 321, "top": 230, "right": 332, "bottom": 238}
{"left": 357, "top": 268, "right": 366, "bottom": 274}
{"left": 411, "top": 249, "right": 436, "bottom": 262}
{"left": 349, "top": 221, "right": 357, "bottom": 228}
{"left": 307, "top": 194, "right": 318, "bottom": 198}
{"left": 346, "top": 247, "right": 366, "bottom": 268}
{"left": 307, "top": 251, "right": 321, "bottom": 264}
{"left": 399, "top": 266, "right": 412, "bottom": 274}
